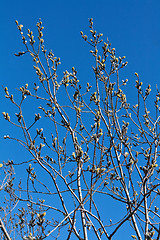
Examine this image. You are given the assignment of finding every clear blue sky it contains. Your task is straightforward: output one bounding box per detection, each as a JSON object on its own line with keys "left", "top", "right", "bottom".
{"left": 1, "top": 0, "right": 160, "bottom": 239}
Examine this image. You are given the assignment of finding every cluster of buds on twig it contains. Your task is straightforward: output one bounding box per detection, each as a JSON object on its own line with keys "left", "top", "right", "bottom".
{"left": 144, "top": 84, "right": 151, "bottom": 98}
{"left": 81, "top": 18, "right": 103, "bottom": 44}
{"left": 116, "top": 88, "right": 127, "bottom": 105}
{"left": 122, "top": 120, "right": 129, "bottom": 136}
{"left": 19, "top": 84, "right": 31, "bottom": 99}
{"left": 135, "top": 72, "right": 143, "bottom": 94}
{"left": 35, "top": 113, "right": 41, "bottom": 121}
{"left": 80, "top": 31, "right": 88, "bottom": 41}
{"left": 15, "top": 20, "right": 26, "bottom": 45}
{"left": 36, "top": 19, "right": 44, "bottom": 44}
{"left": 27, "top": 28, "right": 35, "bottom": 45}
{"left": 62, "top": 70, "right": 71, "bottom": 87}
{"left": 90, "top": 92, "right": 97, "bottom": 103}
{"left": 26, "top": 164, "right": 37, "bottom": 183}
{"left": 2, "top": 112, "right": 10, "bottom": 121}
{"left": 4, "top": 86, "right": 15, "bottom": 103}
{"left": 37, "top": 212, "right": 46, "bottom": 226}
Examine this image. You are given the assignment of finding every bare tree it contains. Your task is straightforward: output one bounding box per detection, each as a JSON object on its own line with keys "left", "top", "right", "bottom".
{"left": 1, "top": 18, "right": 160, "bottom": 240}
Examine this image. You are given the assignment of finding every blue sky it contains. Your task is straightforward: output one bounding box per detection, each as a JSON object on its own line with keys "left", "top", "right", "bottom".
{"left": 1, "top": 0, "right": 160, "bottom": 239}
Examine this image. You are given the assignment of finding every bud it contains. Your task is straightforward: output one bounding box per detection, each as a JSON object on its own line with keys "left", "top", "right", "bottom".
{"left": 135, "top": 72, "right": 139, "bottom": 77}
